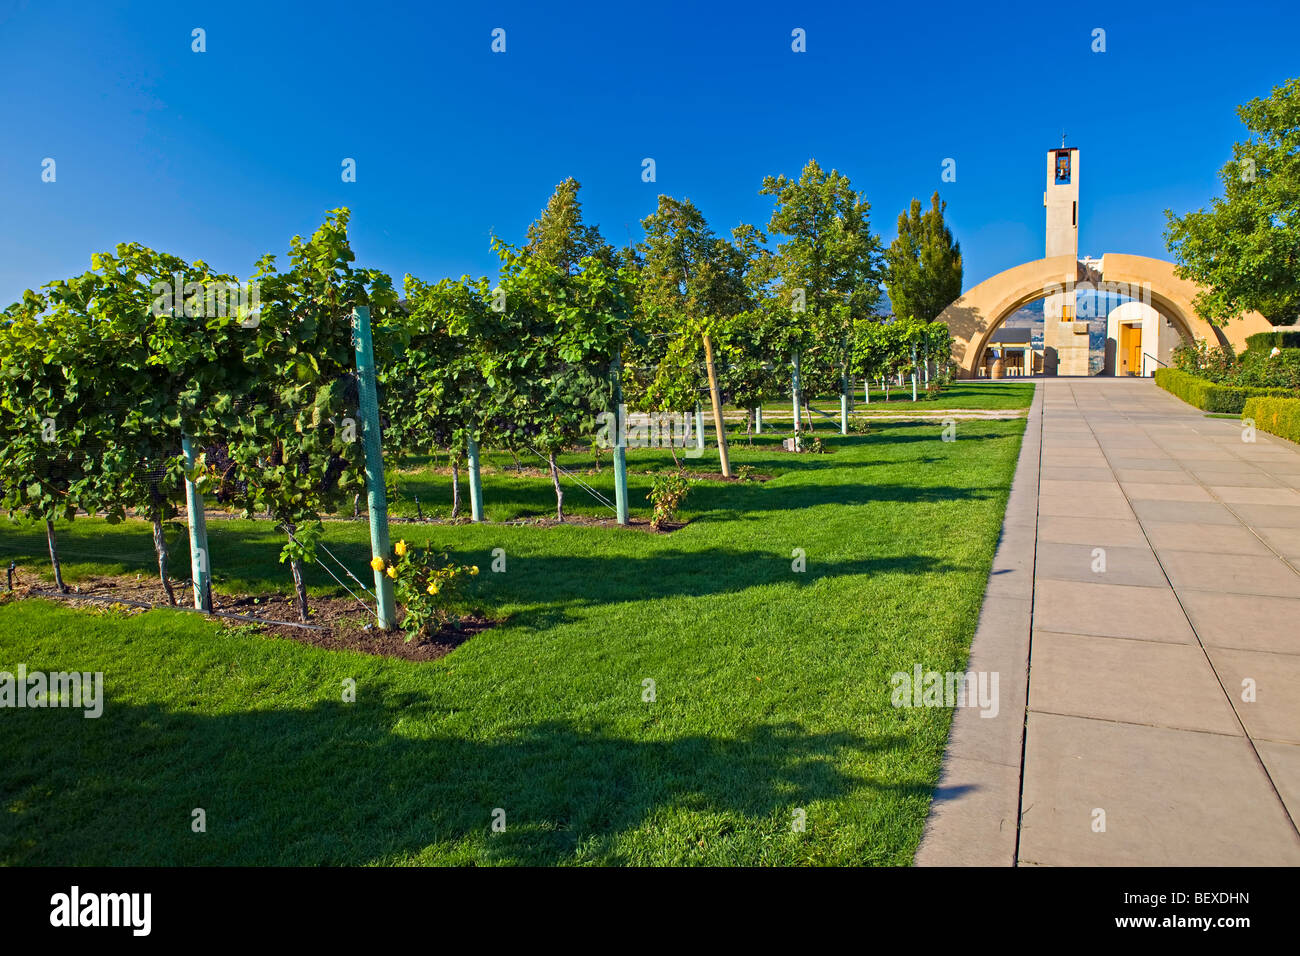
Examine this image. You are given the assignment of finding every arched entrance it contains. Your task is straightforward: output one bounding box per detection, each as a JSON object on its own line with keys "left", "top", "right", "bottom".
{"left": 939, "top": 254, "right": 1272, "bottom": 378}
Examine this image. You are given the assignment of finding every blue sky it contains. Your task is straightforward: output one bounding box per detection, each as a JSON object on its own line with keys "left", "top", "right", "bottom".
{"left": 2, "top": 0, "right": 1297, "bottom": 306}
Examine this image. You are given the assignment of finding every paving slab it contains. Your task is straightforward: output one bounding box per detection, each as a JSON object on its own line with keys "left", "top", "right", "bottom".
{"left": 1027, "top": 631, "right": 1241, "bottom": 735}
{"left": 1035, "top": 515, "right": 1149, "bottom": 549}
{"left": 1232, "top": 503, "right": 1300, "bottom": 528}
{"left": 1038, "top": 495, "right": 1135, "bottom": 520}
{"left": 1131, "top": 499, "right": 1241, "bottom": 526}
{"left": 913, "top": 757, "right": 1020, "bottom": 866}
{"left": 1120, "top": 482, "right": 1213, "bottom": 502}
{"left": 1255, "top": 741, "right": 1300, "bottom": 825}
{"left": 1209, "top": 485, "right": 1300, "bottom": 506}
{"left": 1252, "top": 526, "right": 1300, "bottom": 561}
{"left": 1032, "top": 578, "right": 1195, "bottom": 643}
{"left": 1033, "top": 542, "right": 1166, "bottom": 588}
{"left": 1018, "top": 713, "right": 1300, "bottom": 866}
{"left": 1202, "top": 647, "right": 1300, "bottom": 745}
{"left": 1158, "top": 551, "right": 1300, "bottom": 597}
{"left": 1142, "top": 521, "right": 1273, "bottom": 556}
{"left": 1180, "top": 591, "right": 1300, "bottom": 655}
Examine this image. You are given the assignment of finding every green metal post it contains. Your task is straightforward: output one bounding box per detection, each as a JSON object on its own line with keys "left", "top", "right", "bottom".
{"left": 353, "top": 306, "right": 396, "bottom": 629}
{"left": 467, "top": 434, "right": 484, "bottom": 522}
{"left": 611, "top": 355, "right": 629, "bottom": 525}
{"left": 792, "top": 352, "right": 802, "bottom": 433}
{"left": 181, "top": 433, "right": 211, "bottom": 612}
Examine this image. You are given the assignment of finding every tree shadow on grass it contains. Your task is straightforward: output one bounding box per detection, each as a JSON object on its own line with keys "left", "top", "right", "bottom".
{"left": 0, "top": 697, "right": 925, "bottom": 866}
{"left": 492, "top": 549, "right": 974, "bottom": 633}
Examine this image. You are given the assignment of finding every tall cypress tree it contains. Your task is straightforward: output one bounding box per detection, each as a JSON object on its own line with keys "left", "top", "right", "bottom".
{"left": 884, "top": 191, "right": 963, "bottom": 322}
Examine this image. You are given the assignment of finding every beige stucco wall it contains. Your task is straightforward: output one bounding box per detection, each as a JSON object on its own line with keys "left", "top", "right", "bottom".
{"left": 940, "top": 253, "right": 1273, "bottom": 378}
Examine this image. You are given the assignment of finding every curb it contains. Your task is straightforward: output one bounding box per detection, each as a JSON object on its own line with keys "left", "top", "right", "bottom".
{"left": 913, "top": 382, "right": 1042, "bottom": 866}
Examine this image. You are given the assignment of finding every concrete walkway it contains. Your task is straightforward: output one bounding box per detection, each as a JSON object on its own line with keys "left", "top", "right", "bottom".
{"left": 916, "top": 377, "right": 1300, "bottom": 866}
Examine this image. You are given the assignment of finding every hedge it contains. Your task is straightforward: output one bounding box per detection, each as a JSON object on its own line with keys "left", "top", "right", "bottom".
{"left": 1153, "top": 367, "right": 1294, "bottom": 414}
{"left": 1245, "top": 330, "right": 1300, "bottom": 352}
{"left": 1242, "top": 396, "right": 1300, "bottom": 445}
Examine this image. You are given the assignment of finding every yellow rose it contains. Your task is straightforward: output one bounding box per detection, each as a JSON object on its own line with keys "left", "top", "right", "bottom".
{"left": 426, "top": 583, "right": 439, "bottom": 595}
{"left": 470, "top": 566, "right": 479, "bottom": 576}
{"left": 370, "top": 557, "right": 385, "bottom": 572}
{"left": 394, "top": 540, "right": 407, "bottom": 557}
{"left": 386, "top": 566, "right": 398, "bottom": 579}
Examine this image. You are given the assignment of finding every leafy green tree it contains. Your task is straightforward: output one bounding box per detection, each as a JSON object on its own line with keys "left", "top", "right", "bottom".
{"left": 525, "top": 178, "right": 617, "bottom": 275}
{"left": 925, "top": 321, "right": 955, "bottom": 381}
{"left": 851, "top": 318, "right": 911, "bottom": 401}
{"left": 380, "top": 274, "right": 493, "bottom": 517}
{"left": 63, "top": 245, "right": 248, "bottom": 604}
{"left": 884, "top": 192, "right": 963, "bottom": 325}
{"left": 479, "top": 238, "right": 632, "bottom": 519}
{"left": 0, "top": 290, "right": 111, "bottom": 589}
{"left": 636, "top": 196, "right": 748, "bottom": 477}
{"left": 222, "top": 210, "right": 399, "bottom": 621}
{"left": 721, "top": 223, "right": 792, "bottom": 439}
{"left": 760, "top": 159, "right": 883, "bottom": 432}
{"left": 1165, "top": 77, "right": 1300, "bottom": 326}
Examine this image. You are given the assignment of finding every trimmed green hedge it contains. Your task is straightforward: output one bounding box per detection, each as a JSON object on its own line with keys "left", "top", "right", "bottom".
{"left": 1243, "top": 396, "right": 1300, "bottom": 445}
{"left": 1245, "top": 330, "right": 1300, "bottom": 352}
{"left": 1153, "top": 367, "right": 1294, "bottom": 414}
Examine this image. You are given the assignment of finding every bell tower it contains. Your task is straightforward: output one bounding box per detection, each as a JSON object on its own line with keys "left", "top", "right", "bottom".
{"left": 1045, "top": 145, "right": 1079, "bottom": 259}
{"left": 1042, "top": 143, "right": 1089, "bottom": 374}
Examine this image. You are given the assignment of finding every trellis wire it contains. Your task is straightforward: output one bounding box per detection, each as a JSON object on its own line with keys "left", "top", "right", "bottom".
{"left": 279, "top": 523, "right": 379, "bottom": 621}
{"left": 523, "top": 443, "right": 618, "bottom": 514}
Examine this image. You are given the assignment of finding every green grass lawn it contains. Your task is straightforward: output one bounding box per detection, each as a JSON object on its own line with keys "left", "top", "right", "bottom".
{"left": 0, "top": 415, "right": 1027, "bottom": 865}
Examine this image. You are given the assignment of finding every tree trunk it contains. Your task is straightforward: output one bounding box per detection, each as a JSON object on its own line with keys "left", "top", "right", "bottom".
{"left": 353, "top": 493, "right": 360, "bottom": 518}
{"left": 150, "top": 512, "right": 177, "bottom": 606}
{"left": 451, "top": 456, "right": 461, "bottom": 518}
{"left": 702, "top": 334, "right": 732, "bottom": 478}
{"left": 548, "top": 451, "right": 564, "bottom": 521}
{"left": 288, "top": 557, "right": 309, "bottom": 622}
{"left": 45, "top": 519, "right": 65, "bottom": 591}
{"left": 285, "top": 522, "right": 309, "bottom": 622}
{"left": 746, "top": 408, "right": 754, "bottom": 445}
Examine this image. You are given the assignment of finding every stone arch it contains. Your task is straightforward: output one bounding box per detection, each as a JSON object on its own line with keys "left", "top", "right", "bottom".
{"left": 938, "top": 253, "right": 1272, "bottom": 378}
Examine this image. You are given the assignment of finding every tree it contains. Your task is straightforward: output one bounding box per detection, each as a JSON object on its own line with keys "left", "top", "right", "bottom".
{"left": 760, "top": 160, "right": 883, "bottom": 435}
{"left": 380, "top": 274, "right": 493, "bottom": 518}
{"left": 525, "top": 178, "right": 617, "bottom": 275}
{"left": 884, "top": 192, "right": 963, "bottom": 325}
{"left": 0, "top": 290, "right": 110, "bottom": 590}
{"left": 1165, "top": 77, "right": 1300, "bottom": 327}
{"left": 220, "top": 210, "right": 398, "bottom": 621}
{"left": 479, "top": 238, "right": 631, "bottom": 519}
{"left": 65, "top": 244, "right": 247, "bottom": 605}
{"left": 636, "top": 196, "right": 749, "bottom": 477}
{"left": 851, "top": 317, "right": 911, "bottom": 401}
{"left": 721, "top": 224, "right": 791, "bottom": 440}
